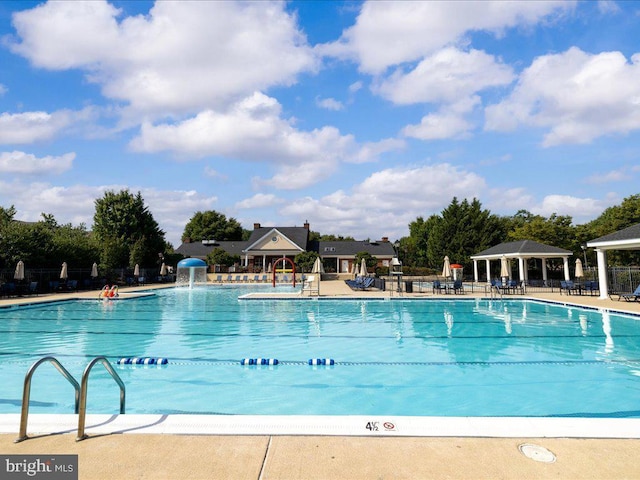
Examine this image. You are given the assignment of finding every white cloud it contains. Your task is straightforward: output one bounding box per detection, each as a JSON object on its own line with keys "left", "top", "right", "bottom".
{"left": 0, "top": 151, "right": 74, "bottom": 174}
{"left": 0, "top": 179, "right": 217, "bottom": 246}
{"left": 235, "top": 193, "right": 283, "bottom": 210}
{"left": 598, "top": 0, "right": 621, "bottom": 14}
{"left": 349, "top": 81, "right": 363, "bottom": 93}
{"left": 320, "top": 1, "right": 572, "bottom": 74}
{"left": 316, "top": 97, "right": 344, "bottom": 111}
{"left": 203, "top": 166, "right": 227, "bottom": 180}
{"left": 531, "top": 194, "right": 609, "bottom": 221}
{"left": 485, "top": 47, "right": 640, "bottom": 146}
{"left": 585, "top": 167, "right": 629, "bottom": 184}
{"left": 0, "top": 111, "right": 74, "bottom": 144}
{"left": 0, "top": 84, "right": 7, "bottom": 96}
{"left": 9, "top": 1, "right": 318, "bottom": 118}
{"left": 131, "top": 92, "right": 403, "bottom": 189}
{"left": 376, "top": 48, "right": 514, "bottom": 105}
{"left": 280, "top": 163, "right": 486, "bottom": 239}
{"left": 402, "top": 106, "right": 476, "bottom": 140}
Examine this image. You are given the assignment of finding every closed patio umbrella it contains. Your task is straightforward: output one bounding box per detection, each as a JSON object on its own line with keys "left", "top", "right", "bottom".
{"left": 442, "top": 256, "right": 452, "bottom": 278}
{"left": 575, "top": 258, "right": 584, "bottom": 279}
{"left": 359, "top": 258, "right": 368, "bottom": 277}
{"left": 500, "top": 256, "right": 510, "bottom": 280}
{"left": 160, "top": 263, "right": 168, "bottom": 276}
{"left": 133, "top": 264, "right": 140, "bottom": 277}
{"left": 60, "top": 262, "right": 68, "bottom": 280}
{"left": 91, "top": 262, "right": 98, "bottom": 278}
{"left": 311, "top": 257, "right": 324, "bottom": 274}
{"left": 14, "top": 261, "right": 25, "bottom": 281}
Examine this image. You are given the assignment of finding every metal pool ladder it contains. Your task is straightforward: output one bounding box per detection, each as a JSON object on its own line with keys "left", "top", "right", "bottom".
{"left": 15, "top": 355, "right": 125, "bottom": 443}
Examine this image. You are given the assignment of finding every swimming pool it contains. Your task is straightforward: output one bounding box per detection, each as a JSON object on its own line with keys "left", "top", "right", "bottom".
{"left": 2, "top": 286, "right": 640, "bottom": 418}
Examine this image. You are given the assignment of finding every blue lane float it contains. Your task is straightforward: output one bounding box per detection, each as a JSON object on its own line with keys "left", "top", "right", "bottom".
{"left": 241, "top": 358, "right": 279, "bottom": 366}
{"left": 308, "top": 358, "right": 335, "bottom": 366}
{"left": 118, "top": 357, "right": 168, "bottom": 365}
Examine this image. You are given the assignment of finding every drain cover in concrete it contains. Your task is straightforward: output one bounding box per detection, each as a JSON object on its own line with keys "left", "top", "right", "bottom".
{"left": 518, "top": 443, "right": 556, "bottom": 463}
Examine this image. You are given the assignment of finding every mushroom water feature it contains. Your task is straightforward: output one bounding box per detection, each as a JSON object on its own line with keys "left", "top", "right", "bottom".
{"left": 176, "top": 258, "right": 208, "bottom": 289}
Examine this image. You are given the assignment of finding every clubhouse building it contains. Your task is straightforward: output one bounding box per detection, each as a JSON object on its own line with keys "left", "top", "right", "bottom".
{"left": 175, "top": 222, "right": 396, "bottom": 274}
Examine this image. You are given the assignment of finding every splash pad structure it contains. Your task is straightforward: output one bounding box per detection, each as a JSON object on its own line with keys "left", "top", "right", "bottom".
{"left": 176, "top": 258, "right": 208, "bottom": 288}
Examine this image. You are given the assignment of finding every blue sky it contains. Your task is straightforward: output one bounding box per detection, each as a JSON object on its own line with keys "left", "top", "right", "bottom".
{"left": 1, "top": 0, "right": 639, "bottom": 247}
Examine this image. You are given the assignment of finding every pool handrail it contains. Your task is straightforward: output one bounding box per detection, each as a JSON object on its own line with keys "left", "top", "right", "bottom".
{"left": 15, "top": 356, "right": 80, "bottom": 443}
{"left": 76, "top": 356, "right": 126, "bottom": 441}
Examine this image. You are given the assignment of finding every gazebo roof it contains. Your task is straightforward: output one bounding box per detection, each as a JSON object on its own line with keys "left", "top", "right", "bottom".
{"left": 587, "top": 223, "right": 640, "bottom": 250}
{"left": 471, "top": 240, "right": 572, "bottom": 260}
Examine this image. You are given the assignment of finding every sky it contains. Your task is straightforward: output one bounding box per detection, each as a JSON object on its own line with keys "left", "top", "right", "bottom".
{"left": 1, "top": 0, "right": 640, "bottom": 247}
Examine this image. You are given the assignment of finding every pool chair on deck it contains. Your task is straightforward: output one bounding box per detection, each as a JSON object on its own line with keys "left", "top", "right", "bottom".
{"left": 621, "top": 284, "right": 640, "bottom": 302}
{"left": 432, "top": 280, "right": 447, "bottom": 294}
{"left": 560, "top": 280, "right": 577, "bottom": 295}
{"left": 451, "top": 279, "right": 464, "bottom": 294}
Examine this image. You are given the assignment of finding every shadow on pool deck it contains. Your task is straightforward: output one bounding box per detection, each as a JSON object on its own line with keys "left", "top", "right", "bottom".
{"left": 2, "top": 281, "right": 640, "bottom": 479}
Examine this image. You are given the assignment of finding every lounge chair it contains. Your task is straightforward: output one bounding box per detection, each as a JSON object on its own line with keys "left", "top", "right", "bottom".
{"left": 253, "top": 275, "right": 260, "bottom": 282}
{"left": 451, "top": 280, "right": 464, "bottom": 294}
{"left": 261, "top": 275, "right": 268, "bottom": 282}
{"left": 432, "top": 280, "right": 447, "bottom": 294}
{"left": 582, "top": 281, "right": 599, "bottom": 296}
{"left": 560, "top": 280, "right": 577, "bottom": 295}
{"left": 215, "top": 275, "right": 223, "bottom": 283}
{"left": 242, "top": 275, "right": 248, "bottom": 283}
{"left": 621, "top": 284, "right": 640, "bottom": 302}
{"left": 226, "top": 275, "right": 233, "bottom": 282}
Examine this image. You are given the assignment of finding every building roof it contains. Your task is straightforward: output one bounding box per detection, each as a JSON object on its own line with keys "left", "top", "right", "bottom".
{"left": 587, "top": 223, "right": 640, "bottom": 250}
{"left": 471, "top": 240, "right": 572, "bottom": 260}
{"left": 175, "top": 240, "right": 248, "bottom": 258}
{"left": 317, "top": 240, "right": 395, "bottom": 257}
{"left": 244, "top": 227, "right": 309, "bottom": 252}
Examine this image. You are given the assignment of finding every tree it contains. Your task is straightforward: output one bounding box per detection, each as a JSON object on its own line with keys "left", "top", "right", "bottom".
{"left": 355, "top": 251, "right": 377, "bottom": 271}
{"left": 206, "top": 247, "right": 239, "bottom": 267}
{"left": 182, "top": 210, "right": 243, "bottom": 242}
{"left": 424, "top": 198, "right": 506, "bottom": 269}
{"left": 294, "top": 251, "right": 319, "bottom": 272}
{"left": 93, "top": 190, "right": 166, "bottom": 269}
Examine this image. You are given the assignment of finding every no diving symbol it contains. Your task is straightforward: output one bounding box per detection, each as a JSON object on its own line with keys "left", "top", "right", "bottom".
{"left": 383, "top": 422, "right": 395, "bottom": 431}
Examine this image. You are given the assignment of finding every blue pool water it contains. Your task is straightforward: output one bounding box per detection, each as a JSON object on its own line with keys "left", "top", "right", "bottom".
{"left": 1, "top": 285, "right": 640, "bottom": 418}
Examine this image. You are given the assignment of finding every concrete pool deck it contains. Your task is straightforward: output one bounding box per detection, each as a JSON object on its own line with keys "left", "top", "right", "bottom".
{"left": 2, "top": 280, "right": 640, "bottom": 479}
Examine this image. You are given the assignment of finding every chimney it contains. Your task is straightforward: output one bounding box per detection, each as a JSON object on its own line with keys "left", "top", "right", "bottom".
{"left": 253, "top": 223, "right": 261, "bottom": 230}
{"left": 381, "top": 237, "right": 389, "bottom": 242}
{"left": 303, "top": 220, "right": 310, "bottom": 230}
{"left": 184, "top": 237, "right": 192, "bottom": 243}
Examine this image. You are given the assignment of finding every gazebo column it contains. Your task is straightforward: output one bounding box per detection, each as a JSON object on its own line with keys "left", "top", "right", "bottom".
{"left": 563, "top": 257, "right": 570, "bottom": 281}
{"left": 542, "top": 260, "right": 548, "bottom": 286}
{"left": 473, "top": 260, "right": 479, "bottom": 282}
{"left": 336, "top": 258, "right": 339, "bottom": 273}
{"left": 596, "top": 249, "right": 609, "bottom": 299}
{"left": 485, "top": 259, "right": 491, "bottom": 282}
{"left": 518, "top": 258, "right": 525, "bottom": 283}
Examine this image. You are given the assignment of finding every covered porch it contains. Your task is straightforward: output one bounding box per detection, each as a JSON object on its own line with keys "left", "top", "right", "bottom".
{"left": 470, "top": 240, "right": 573, "bottom": 285}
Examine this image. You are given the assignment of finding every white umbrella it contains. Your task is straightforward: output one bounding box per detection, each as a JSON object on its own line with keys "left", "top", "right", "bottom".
{"left": 575, "top": 258, "right": 584, "bottom": 279}
{"left": 359, "top": 258, "right": 368, "bottom": 277}
{"left": 133, "top": 264, "right": 140, "bottom": 277}
{"left": 500, "top": 256, "right": 510, "bottom": 279}
{"left": 267, "top": 263, "right": 272, "bottom": 273}
{"left": 311, "top": 257, "right": 324, "bottom": 274}
{"left": 91, "top": 262, "right": 98, "bottom": 278}
{"left": 442, "top": 256, "right": 451, "bottom": 278}
{"left": 350, "top": 261, "right": 357, "bottom": 275}
{"left": 14, "top": 261, "right": 25, "bottom": 281}
{"left": 160, "top": 263, "right": 168, "bottom": 276}
{"left": 60, "top": 262, "right": 68, "bottom": 280}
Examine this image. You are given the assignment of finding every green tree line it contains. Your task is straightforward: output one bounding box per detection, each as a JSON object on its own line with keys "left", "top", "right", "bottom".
{"left": 1, "top": 191, "right": 639, "bottom": 276}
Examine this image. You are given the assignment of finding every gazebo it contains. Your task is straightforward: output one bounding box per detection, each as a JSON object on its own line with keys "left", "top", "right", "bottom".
{"left": 587, "top": 223, "right": 640, "bottom": 299}
{"left": 470, "top": 240, "right": 573, "bottom": 285}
